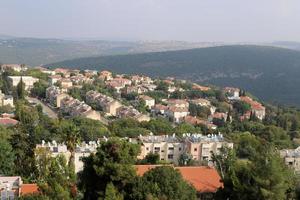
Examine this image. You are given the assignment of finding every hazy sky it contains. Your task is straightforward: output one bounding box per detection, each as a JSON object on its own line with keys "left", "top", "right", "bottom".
{"left": 1, "top": 0, "right": 300, "bottom": 42}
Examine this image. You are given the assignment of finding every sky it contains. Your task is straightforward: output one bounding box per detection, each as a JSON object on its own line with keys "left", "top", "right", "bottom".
{"left": 1, "top": 0, "right": 300, "bottom": 42}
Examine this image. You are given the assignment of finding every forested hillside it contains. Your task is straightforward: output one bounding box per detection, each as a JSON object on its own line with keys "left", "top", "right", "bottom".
{"left": 48, "top": 45, "right": 300, "bottom": 106}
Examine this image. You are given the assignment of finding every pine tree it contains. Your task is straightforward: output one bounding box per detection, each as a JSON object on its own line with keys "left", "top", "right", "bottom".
{"left": 104, "top": 183, "right": 123, "bottom": 200}
{"left": 17, "top": 76, "right": 25, "bottom": 100}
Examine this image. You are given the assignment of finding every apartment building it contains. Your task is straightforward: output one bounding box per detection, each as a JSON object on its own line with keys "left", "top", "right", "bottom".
{"left": 137, "top": 135, "right": 185, "bottom": 163}
{"left": 86, "top": 90, "right": 122, "bottom": 116}
{"left": 137, "top": 134, "right": 233, "bottom": 164}
{"left": 60, "top": 95, "right": 101, "bottom": 120}
{"left": 7, "top": 76, "right": 39, "bottom": 90}
{"left": 36, "top": 141, "right": 99, "bottom": 173}
{"left": 117, "top": 106, "right": 150, "bottom": 122}
{"left": 46, "top": 86, "right": 68, "bottom": 108}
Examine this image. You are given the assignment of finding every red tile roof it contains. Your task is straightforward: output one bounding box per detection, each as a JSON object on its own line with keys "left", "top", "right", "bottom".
{"left": 135, "top": 165, "right": 222, "bottom": 193}
{"left": 0, "top": 118, "right": 19, "bottom": 126}
{"left": 20, "top": 184, "right": 39, "bottom": 196}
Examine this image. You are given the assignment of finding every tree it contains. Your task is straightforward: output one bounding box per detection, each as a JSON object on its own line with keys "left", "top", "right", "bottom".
{"left": 138, "top": 152, "right": 160, "bottom": 164}
{"left": 212, "top": 145, "right": 295, "bottom": 200}
{"left": 31, "top": 80, "right": 48, "bottom": 98}
{"left": 72, "top": 117, "right": 110, "bottom": 141}
{"left": 59, "top": 121, "right": 80, "bottom": 177}
{"left": 38, "top": 155, "right": 75, "bottom": 200}
{"left": 131, "top": 166, "right": 197, "bottom": 200}
{"left": 17, "top": 76, "right": 26, "bottom": 100}
{"left": 0, "top": 137, "right": 15, "bottom": 175}
{"left": 142, "top": 118, "right": 173, "bottom": 135}
{"left": 175, "top": 123, "right": 201, "bottom": 135}
{"left": 104, "top": 182, "right": 124, "bottom": 200}
{"left": 78, "top": 138, "right": 140, "bottom": 200}
{"left": 233, "top": 101, "right": 251, "bottom": 115}
{"left": 109, "top": 118, "right": 149, "bottom": 137}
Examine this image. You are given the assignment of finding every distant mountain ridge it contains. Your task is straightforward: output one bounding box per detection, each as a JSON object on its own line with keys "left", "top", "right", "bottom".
{"left": 0, "top": 36, "right": 222, "bottom": 66}
{"left": 46, "top": 45, "right": 300, "bottom": 106}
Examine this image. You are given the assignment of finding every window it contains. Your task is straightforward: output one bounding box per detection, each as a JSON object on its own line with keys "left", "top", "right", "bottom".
{"left": 168, "top": 147, "right": 174, "bottom": 150}
{"left": 194, "top": 148, "right": 197, "bottom": 152}
{"left": 154, "top": 147, "right": 160, "bottom": 151}
{"left": 179, "top": 147, "right": 182, "bottom": 151}
{"left": 168, "top": 154, "right": 174, "bottom": 159}
{"left": 161, "top": 158, "right": 165, "bottom": 161}
{"left": 146, "top": 147, "right": 149, "bottom": 151}
{"left": 161, "top": 150, "right": 165, "bottom": 153}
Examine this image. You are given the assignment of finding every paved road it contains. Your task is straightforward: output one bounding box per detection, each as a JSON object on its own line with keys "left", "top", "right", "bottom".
{"left": 26, "top": 97, "right": 58, "bottom": 119}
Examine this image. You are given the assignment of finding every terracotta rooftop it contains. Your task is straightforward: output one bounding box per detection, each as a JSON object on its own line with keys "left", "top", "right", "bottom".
{"left": 135, "top": 165, "right": 222, "bottom": 193}
{"left": 21, "top": 184, "right": 39, "bottom": 196}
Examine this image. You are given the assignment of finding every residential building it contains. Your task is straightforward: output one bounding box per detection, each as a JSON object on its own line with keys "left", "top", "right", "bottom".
{"left": 106, "top": 80, "right": 124, "bottom": 93}
{"left": 60, "top": 95, "right": 101, "bottom": 120}
{"left": 123, "top": 85, "right": 148, "bottom": 94}
{"left": 59, "top": 78, "right": 73, "bottom": 89}
{"left": 34, "top": 66, "right": 56, "bottom": 75}
{"left": 184, "top": 134, "right": 233, "bottom": 162}
{"left": 1, "top": 64, "right": 27, "bottom": 72}
{"left": 117, "top": 106, "right": 150, "bottom": 122}
{"left": 280, "top": 147, "right": 300, "bottom": 173}
{"left": 54, "top": 68, "right": 70, "bottom": 77}
{"left": 224, "top": 87, "right": 240, "bottom": 100}
{"left": 137, "top": 134, "right": 233, "bottom": 164}
{"left": 190, "top": 98, "right": 211, "bottom": 107}
{"left": 46, "top": 86, "right": 68, "bottom": 107}
{"left": 240, "top": 96, "right": 266, "bottom": 120}
{"left": 36, "top": 141, "right": 99, "bottom": 173}
{"left": 0, "top": 176, "right": 38, "bottom": 199}
{"left": 7, "top": 76, "right": 39, "bottom": 90}
{"left": 0, "top": 91, "right": 14, "bottom": 107}
{"left": 86, "top": 90, "right": 122, "bottom": 116}
{"left": 137, "top": 135, "right": 184, "bottom": 162}
{"left": 166, "top": 99, "right": 189, "bottom": 108}
{"left": 165, "top": 106, "right": 189, "bottom": 123}
{"left": 184, "top": 116, "right": 217, "bottom": 130}
{"left": 192, "top": 84, "right": 211, "bottom": 91}
{"left": 48, "top": 75, "right": 62, "bottom": 85}
{"left": 99, "top": 70, "right": 113, "bottom": 81}
{"left": 151, "top": 104, "right": 168, "bottom": 115}
{"left": 139, "top": 95, "right": 155, "bottom": 108}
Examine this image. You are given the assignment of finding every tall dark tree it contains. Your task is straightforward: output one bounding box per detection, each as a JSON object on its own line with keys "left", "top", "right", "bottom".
{"left": 17, "top": 76, "right": 26, "bottom": 100}
{"left": 130, "top": 166, "right": 197, "bottom": 200}
{"left": 78, "top": 138, "right": 140, "bottom": 200}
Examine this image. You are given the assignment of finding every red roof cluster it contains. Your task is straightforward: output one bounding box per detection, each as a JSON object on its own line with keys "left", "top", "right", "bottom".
{"left": 240, "top": 96, "right": 265, "bottom": 111}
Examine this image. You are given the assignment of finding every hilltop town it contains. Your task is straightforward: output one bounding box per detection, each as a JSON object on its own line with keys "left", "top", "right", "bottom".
{"left": 0, "top": 63, "right": 300, "bottom": 200}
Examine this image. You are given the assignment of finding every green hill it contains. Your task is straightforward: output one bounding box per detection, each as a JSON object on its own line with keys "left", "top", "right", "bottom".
{"left": 47, "top": 45, "right": 300, "bottom": 106}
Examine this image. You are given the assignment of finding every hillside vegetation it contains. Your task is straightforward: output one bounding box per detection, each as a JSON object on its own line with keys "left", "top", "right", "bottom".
{"left": 48, "top": 45, "right": 300, "bottom": 106}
